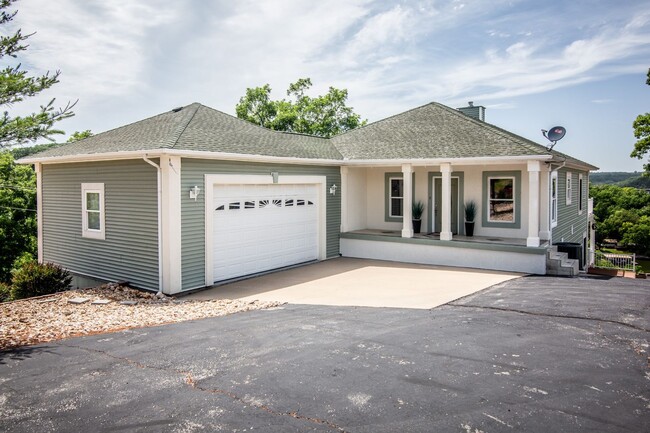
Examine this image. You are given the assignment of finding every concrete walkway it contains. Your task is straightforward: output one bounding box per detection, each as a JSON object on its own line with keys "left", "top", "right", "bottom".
{"left": 184, "top": 257, "right": 521, "bottom": 309}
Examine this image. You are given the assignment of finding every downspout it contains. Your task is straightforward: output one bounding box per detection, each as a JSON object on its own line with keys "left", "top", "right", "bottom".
{"left": 546, "top": 157, "right": 567, "bottom": 246}
{"left": 143, "top": 155, "right": 163, "bottom": 295}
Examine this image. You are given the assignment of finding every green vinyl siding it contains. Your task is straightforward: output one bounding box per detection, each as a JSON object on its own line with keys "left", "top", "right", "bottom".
{"left": 552, "top": 168, "right": 589, "bottom": 244}
{"left": 181, "top": 158, "right": 341, "bottom": 291}
{"left": 41, "top": 160, "right": 159, "bottom": 290}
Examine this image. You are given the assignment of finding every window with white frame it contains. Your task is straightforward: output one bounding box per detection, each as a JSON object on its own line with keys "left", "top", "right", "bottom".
{"left": 82, "top": 183, "right": 105, "bottom": 239}
{"left": 551, "top": 171, "right": 558, "bottom": 227}
{"left": 389, "top": 177, "right": 403, "bottom": 218}
{"left": 487, "top": 177, "right": 515, "bottom": 222}
{"left": 578, "top": 174, "right": 584, "bottom": 214}
{"left": 566, "top": 172, "right": 572, "bottom": 205}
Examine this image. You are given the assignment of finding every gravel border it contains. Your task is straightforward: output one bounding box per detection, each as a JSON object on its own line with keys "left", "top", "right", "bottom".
{"left": 0, "top": 284, "right": 281, "bottom": 351}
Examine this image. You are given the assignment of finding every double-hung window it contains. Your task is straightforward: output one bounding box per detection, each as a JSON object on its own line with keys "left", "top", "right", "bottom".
{"left": 82, "top": 183, "right": 105, "bottom": 239}
{"left": 578, "top": 174, "right": 584, "bottom": 214}
{"left": 550, "top": 171, "right": 558, "bottom": 227}
{"left": 566, "top": 172, "right": 572, "bottom": 205}
{"left": 389, "top": 177, "right": 403, "bottom": 218}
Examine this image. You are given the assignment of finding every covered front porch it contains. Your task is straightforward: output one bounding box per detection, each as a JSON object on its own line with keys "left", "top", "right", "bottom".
{"left": 340, "top": 230, "right": 549, "bottom": 274}
{"left": 339, "top": 160, "right": 552, "bottom": 275}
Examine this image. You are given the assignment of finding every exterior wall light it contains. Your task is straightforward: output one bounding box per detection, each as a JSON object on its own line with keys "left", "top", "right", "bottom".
{"left": 189, "top": 185, "right": 201, "bottom": 201}
{"left": 330, "top": 184, "right": 338, "bottom": 195}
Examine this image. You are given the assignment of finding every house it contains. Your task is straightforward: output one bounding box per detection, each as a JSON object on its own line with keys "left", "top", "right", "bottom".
{"left": 19, "top": 101, "right": 597, "bottom": 294}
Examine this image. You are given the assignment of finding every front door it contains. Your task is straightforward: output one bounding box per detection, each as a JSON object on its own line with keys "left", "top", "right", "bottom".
{"left": 433, "top": 177, "right": 459, "bottom": 234}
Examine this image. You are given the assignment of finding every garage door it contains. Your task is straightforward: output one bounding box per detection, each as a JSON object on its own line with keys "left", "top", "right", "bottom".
{"left": 212, "top": 183, "right": 319, "bottom": 282}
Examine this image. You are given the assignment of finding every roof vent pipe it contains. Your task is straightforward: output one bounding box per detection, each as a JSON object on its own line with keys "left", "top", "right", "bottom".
{"left": 457, "top": 101, "right": 485, "bottom": 121}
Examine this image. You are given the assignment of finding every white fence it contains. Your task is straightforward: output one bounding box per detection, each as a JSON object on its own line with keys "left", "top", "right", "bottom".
{"left": 593, "top": 251, "right": 636, "bottom": 271}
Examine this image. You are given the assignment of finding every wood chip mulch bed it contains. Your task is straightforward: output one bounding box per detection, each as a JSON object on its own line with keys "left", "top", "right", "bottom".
{"left": 0, "top": 283, "right": 282, "bottom": 351}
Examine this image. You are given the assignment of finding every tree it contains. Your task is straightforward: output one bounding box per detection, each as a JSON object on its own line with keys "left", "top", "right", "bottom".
{"left": 590, "top": 184, "right": 650, "bottom": 254}
{"left": 0, "top": 151, "right": 36, "bottom": 282}
{"left": 630, "top": 68, "right": 650, "bottom": 175}
{"left": 67, "top": 129, "right": 93, "bottom": 143}
{"left": 0, "top": 0, "right": 75, "bottom": 149}
{"left": 236, "top": 78, "right": 366, "bottom": 138}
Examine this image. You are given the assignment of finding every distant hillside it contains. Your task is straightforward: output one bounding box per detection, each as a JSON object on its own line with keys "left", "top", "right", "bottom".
{"left": 590, "top": 172, "right": 650, "bottom": 188}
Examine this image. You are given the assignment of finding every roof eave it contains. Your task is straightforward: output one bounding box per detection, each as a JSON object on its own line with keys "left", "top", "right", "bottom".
{"left": 17, "top": 149, "right": 344, "bottom": 166}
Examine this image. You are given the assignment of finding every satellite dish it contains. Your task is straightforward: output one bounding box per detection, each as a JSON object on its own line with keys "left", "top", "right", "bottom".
{"left": 541, "top": 126, "right": 566, "bottom": 151}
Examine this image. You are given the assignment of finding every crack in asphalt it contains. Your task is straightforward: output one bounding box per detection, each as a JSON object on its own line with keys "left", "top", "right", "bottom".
{"left": 450, "top": 304, "right": 650, "bottom": 333}
{"left": 59, "top": 343, "right": 350, "bottom": 433}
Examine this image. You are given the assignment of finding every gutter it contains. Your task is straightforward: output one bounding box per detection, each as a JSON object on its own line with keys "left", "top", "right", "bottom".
{"left": 142, "top": 155, "right": 163, "bottom": 295}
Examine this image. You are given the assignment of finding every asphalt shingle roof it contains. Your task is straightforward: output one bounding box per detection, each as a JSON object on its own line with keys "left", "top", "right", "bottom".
{"left": 331, "top": 102, "right": 578, "bottom": 162}
{"left": 29, "top": 103, "right": 340, "bottom": 160}
{"left": 23, "top": 101, "right": 596, "bottom": 169}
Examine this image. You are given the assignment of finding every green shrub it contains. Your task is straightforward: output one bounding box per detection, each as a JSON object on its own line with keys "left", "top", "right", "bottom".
{"left": 0, "top": 282, "right": 11, "bottom": 302}
{"left": 10, "top": 262, "right": 72, "bottom": 300}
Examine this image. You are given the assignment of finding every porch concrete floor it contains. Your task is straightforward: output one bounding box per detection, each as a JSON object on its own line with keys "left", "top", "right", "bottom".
{"left": 183, "top": 257, "right": 522, "bottom": 309}
{"left": 348, "top": 229, "right": 550, "bottom": 247}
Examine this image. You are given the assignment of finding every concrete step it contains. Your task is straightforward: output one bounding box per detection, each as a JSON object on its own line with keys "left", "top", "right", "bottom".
{"left": 546, "top": 247, "right": 579, "bottom": 277}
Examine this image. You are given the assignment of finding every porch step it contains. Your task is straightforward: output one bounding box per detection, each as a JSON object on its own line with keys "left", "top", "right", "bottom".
{"left": 546, "top": 246, "right": 579, "bottom": 277}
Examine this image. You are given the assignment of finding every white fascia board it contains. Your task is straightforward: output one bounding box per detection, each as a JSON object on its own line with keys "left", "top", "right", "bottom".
{"left": 18, "top": 149, "right": 344, "bottom": 166}
{"left": 340, "top": 154, "right": 554, "bottom": 167}
{"left": 19, "top": 148, "right": 556, "bottom": 167}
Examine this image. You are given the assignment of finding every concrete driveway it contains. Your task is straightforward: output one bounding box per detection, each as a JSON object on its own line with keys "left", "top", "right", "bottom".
{"left": 184, "top": 257, "right": 521, "bottom": 308}
{"left": 1, "top": 275, "right": 648, "bottom": 432}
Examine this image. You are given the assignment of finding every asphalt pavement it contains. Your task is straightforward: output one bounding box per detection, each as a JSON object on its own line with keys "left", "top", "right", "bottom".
{"left": 1, "top": 274, "right": 648, "bottom": 432}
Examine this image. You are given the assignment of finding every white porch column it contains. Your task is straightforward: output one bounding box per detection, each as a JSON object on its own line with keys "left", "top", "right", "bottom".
{"left": 401, "top": 163, "right": 413, "bottom": 238}
{"left": 440, "top": 163, "right": 453, "bottom": 241}
{"left": 527, "top": 160, "right": 541, "bottom": 247}
{"left": 161, "top": 155, "right": 182, "bottom": 294}
{"left": 340, "top": 166, "right": 349, "bottom": 233}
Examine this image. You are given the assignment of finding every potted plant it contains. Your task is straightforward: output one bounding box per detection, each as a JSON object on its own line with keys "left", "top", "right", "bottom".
{"left": 464, "top": 200, "right": 477, "bottom": 237}
{"left": 412, "top": 200, "right": 425, "bottom": 234}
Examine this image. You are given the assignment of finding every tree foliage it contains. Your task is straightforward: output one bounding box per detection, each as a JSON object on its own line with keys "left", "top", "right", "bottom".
{"left": 630, "top": 68, "right": 650, "bottom": 175}
{"left": 0, "top": 150, "right": 36, "bottom": 282}
{"left": 236, "top": 78, "right": 366, "bottom": 138}
{"left": 0, "top": 0, "right": 75, "bottom": 149}
{"left": 67, "top": 129, "right": 93, "bottom": 142}
{"left": 590, "top": 184, "right": 650, "bottom": 254}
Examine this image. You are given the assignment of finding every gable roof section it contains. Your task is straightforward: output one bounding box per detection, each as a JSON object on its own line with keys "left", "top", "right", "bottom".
{"left": 26, "top": 103, "right": 341, "bottom": 161}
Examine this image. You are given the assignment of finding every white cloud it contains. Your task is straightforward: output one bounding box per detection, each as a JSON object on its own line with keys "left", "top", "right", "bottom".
{"left": 13, "top": 0, "right": 182, "bottom": 101}
{"left": 436, "top": 13, "right": 650, "bottom": 102}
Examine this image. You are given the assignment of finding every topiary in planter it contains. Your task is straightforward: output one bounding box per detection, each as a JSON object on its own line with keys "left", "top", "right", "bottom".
{"left": 10, "top": 262, "right": 72, "bottom": 300}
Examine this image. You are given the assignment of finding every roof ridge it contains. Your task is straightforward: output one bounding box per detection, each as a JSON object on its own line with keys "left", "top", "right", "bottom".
{"left": 197, "top": 103, "right": 331, "bottom": 141}
{"left": 167, "top": 103, "right": 201, "bottom": 149}
{"left": 331, "top": 101, "right": 439, "bottom": 140}
{"left": 432, "top": 102, "right": 551, "bottom": 154}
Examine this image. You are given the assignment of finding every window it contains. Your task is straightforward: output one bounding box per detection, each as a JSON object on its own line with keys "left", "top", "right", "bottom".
{"left": 551, "top": 171, "right": 558, "bottom": 227}
{"left": 384, "top": 172, "right": 415, "bottom": 222}
{"left": 578, "top": 174, "right": 584, "bottom": 214}
{"left": 389, "top": 177, "right": 403, "bottom": 218}
{"left": 566, "top": 172, "right": 572, "bottom": 205}
{"left": 482, "top": 171, "right": 521, "bottom": 228}
{"left": 82, "top": 183, "right": 105, "bottom": 239}
{"left": 487, "top": 177, "right": 515, "bottom": 222}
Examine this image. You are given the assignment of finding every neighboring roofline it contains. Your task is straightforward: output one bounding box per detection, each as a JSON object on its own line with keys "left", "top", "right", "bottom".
{"left": 18, "top": 148, "right": 564, "bottom": 168}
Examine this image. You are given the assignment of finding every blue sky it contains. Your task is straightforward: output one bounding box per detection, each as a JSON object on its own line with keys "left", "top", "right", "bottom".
{"left": 8, "top": 0, "right": 650, "bottom": 171}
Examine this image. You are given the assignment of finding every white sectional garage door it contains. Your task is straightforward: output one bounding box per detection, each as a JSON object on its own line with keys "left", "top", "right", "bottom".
{"left": 212, "top": 183, "right": 319, "bottom": 282}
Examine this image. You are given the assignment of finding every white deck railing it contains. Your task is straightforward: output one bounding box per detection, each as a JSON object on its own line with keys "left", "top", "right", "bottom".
{"left": 593, "top": 251, "right": 636, "bottom": 271}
